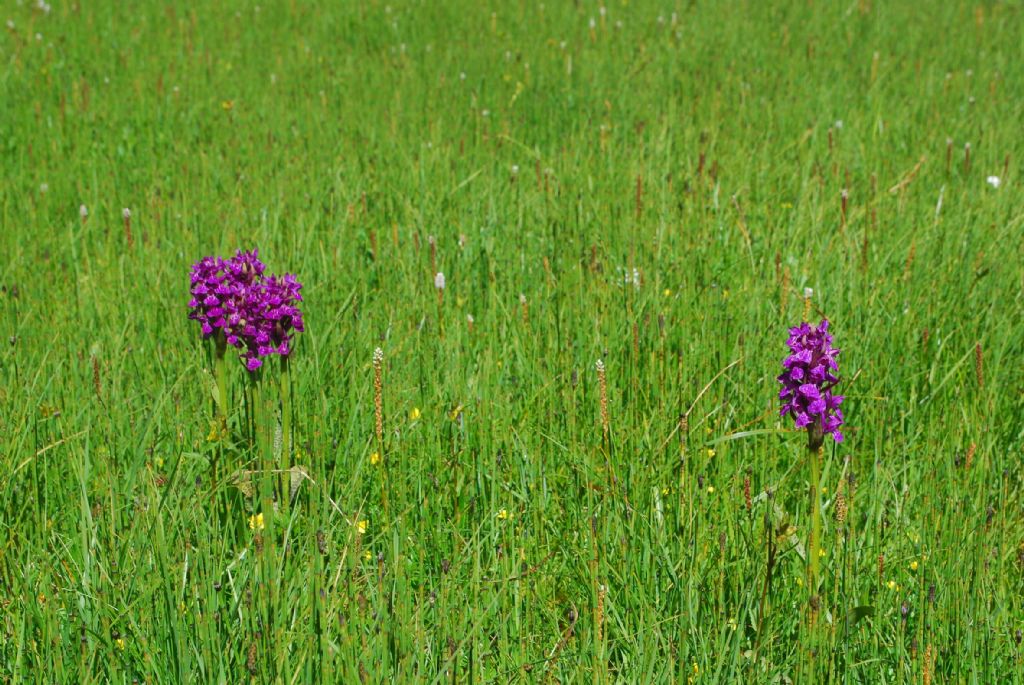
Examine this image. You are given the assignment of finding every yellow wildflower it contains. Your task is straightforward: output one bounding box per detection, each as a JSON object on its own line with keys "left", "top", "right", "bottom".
{"left": 370, "top": 451, "right": 381, "bottom": 466}
{"left": 410, "top": 407, "right": 421, "bottom": 421}
{"left": 357, "top": 519, "right": 368, "bottom": 535}
{"left": 706, "top": 485, "right": 715, "bottom": 494}
{"left": 248, "top": 513, "right": 265, "bottom": 531}
{"left": 221, "top": 100, "right": 234, "bottom": 111}
{"left": 663, "top": 288, "right": 672, "bottom": 297}
{"left": 706, "top": 448, "right": 716, "bottom": 458}
{"left": 909, "top": 560, "right": 919, "bottom": 571}
{"left": 363, "top": 550, "right": 372, "bottom": 562}
{"left": 497, "top": 509, "right": 510, "bottom": 520}
{"left": 115, "top": 638, "right": 125, "bottom": 651}
{"left": 886, "top": 580, "right": 897, "bottom": 590}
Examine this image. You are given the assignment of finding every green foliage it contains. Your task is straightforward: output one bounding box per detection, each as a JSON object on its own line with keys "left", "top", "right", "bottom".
{"left": 1, "top": 0, "right": 1022, "bottom": 682}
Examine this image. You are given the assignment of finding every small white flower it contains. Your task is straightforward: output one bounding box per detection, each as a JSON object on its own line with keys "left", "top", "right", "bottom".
{"left": 79, "top": 204, "right": 88, "bottom": 218}
{"left": 434, "top": 272, "right": 446, "bottom": 290}
{"left": 39, "top": 183, "right": 48, "bottom": 193}
{"left": 595, "top": 359, "right": 605, "bottom": 372}
{"left": 803, "top": 287, "right": 814, "bottom": 299}
{"left": 6, "top": 19, "right": 14, "bottom": 30}
{"left": 519, "top": 293, "right": 527, "bottom": 305}
{"left": 481, "top": 109, "right": 490, "bottom": 117}
{"left": 466, "top": 314, "right": 474, "bottom": 324}
{"left": 986, "top": 176, "right": 1001, "bottom": 188}
{"left": 510, "top": 164, "right": 519, "bottom": 176}
{"left": 834, "top": 119, "right": 843, "bottom": 129}
{"left": 373, "top": 347, "right": 384, "bottom": 364}
{"left": 122, "top": 207, "right": 131, "bottom": 220}
{"left": 588, "top": 17, "right": 596, "bottom": 29}
{"left": 459, "top": 71, "right": 466, "bottom": 81}
{"left": 599, "top": 6, "right": 606, "bottom": 17}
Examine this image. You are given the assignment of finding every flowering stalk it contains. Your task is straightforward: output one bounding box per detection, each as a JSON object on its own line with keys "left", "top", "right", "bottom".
{"left": 778, "top": 319, "right": 844, "bottom": 642}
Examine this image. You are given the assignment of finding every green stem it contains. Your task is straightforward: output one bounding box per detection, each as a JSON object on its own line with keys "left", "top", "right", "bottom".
{"left": 280, "top": 355, "right": 291, "bottom": 470}
{"left": 280, "top": 355, "right": 292, "bottom": 509}
{"left": 810, "top": 444, "right": 822, "bottom": 589}
{"left": 214, "top": 337, "right": 229, "bottom": 429}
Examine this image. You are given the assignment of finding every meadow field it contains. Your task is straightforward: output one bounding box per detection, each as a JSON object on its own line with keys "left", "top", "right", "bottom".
{"left": 2, "top": 0, "right": 1023, "bottom": 682}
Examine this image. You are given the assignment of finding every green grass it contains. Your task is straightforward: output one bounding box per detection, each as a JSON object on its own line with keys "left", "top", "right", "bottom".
{"left": 2, "top": 0, "right": 1023, "bottom": 682}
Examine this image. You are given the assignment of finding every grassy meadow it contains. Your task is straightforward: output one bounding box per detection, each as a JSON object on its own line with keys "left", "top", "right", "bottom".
{"left": 2, "top": 0, "right": 1023, "bottom": 682}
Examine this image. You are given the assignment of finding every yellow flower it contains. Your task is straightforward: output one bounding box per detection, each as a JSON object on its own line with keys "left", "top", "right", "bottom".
{"left": 248, "top": 513, "right": 265, "bottom": 531}
{"left": 706, "top": 448, "right": 716, "bottom": 458}
{"left": 886, "top": 580, "right": 897, "bottom": 590}
{"left": 663, "top": 288, "right": 672, "bottom": 297}
{"left": 115, "top": 638, "right": 125, "bottom": 651}
{"left": 727, "top": 618, "right": 737, "bottom": 631}
{"left": 818, "top": 548, "right": 826, "bottom": 558}
{"left": 706, "top": 485, "right": 715, "bottom": 494}
{"left": 723, "top": 289, "right": 730, "bottom": 299}
{"left": 221, "top": 99, "right": 234, "bottom": 111}
{"left": 37, "top": 593, "right": 46, "bottom": 605}
{"left": 370, "top": 451, "right": 381, "bottom": 466}
{"left": 449, "top": 404, "right": 464, "bottom": 421}
{"left": 363, "top": 550, "right": 372, "bottom": 561}
{"left": 357, "top": 519, "right": 368, "bottom": 535}
{"left": 909, "top": 560, "right": 919, "bottom": 571}
{"left": 410, "top": 407, "right": 421, "bottom": 421}
{"left": 781, "top": 201, "right": 793, "bottom": 209}
{"left": 497, "top": 509, "right": 510, "bottom": 520}
{"left": 661, "top": 486, "right": 670, "bottom": 495}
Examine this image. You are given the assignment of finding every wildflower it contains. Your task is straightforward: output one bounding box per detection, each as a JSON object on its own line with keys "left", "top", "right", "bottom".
{"left": 434, "top": 272, "right": 446, "bottom": 290}
{"left": 39, "top": 183, "right": 48, "bottom": 194}
{"left": 663, "top": 288, "right": 671, "bottom": 297}
{"left": 248, "top": 513, "right": 265, "bottom": 531}
{"left": 909, "top": 560, "right": 919, "bottom": 571}
{"left": 497, "top": 509, "right": 510, "bottom": 520}
{"left": 706, "top": 485, "right": 715, "bottom": 494}
{"left": 410, "top": 407, "right": 421, "bottom": 421}
{"left": 886, "top": 580, "right": 897, "bottom": 590}
{"left": 777, "top": 319, "right": 844, "bottom": 443}
{"left": 362, "top": 550, "right": 372, "bottom": 561}
{"left": 511, "top": 164, "right": 519, "bottom": 176}
{"left": 115, "top": 638, "right": 125, "bottom": 651}
{"left": 986, "top": 176, "right": 1001, "bottom": 188}
{"left": 79, "top": 204, "right": 88, "bottom": 219}
{"left": 221, "top": 100, "right": 234, "bottom": 111}
{"left": 370, "top": 451, "right": 381, "bottom": 465}
{"left": 122, "top": 207, "right": 131, "bottom": 220}
{"left": 706, "top": 448, "right": 716, "bottom": 458}
{"left": 357, "top": 519, "right": 368, "bottom": 535}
